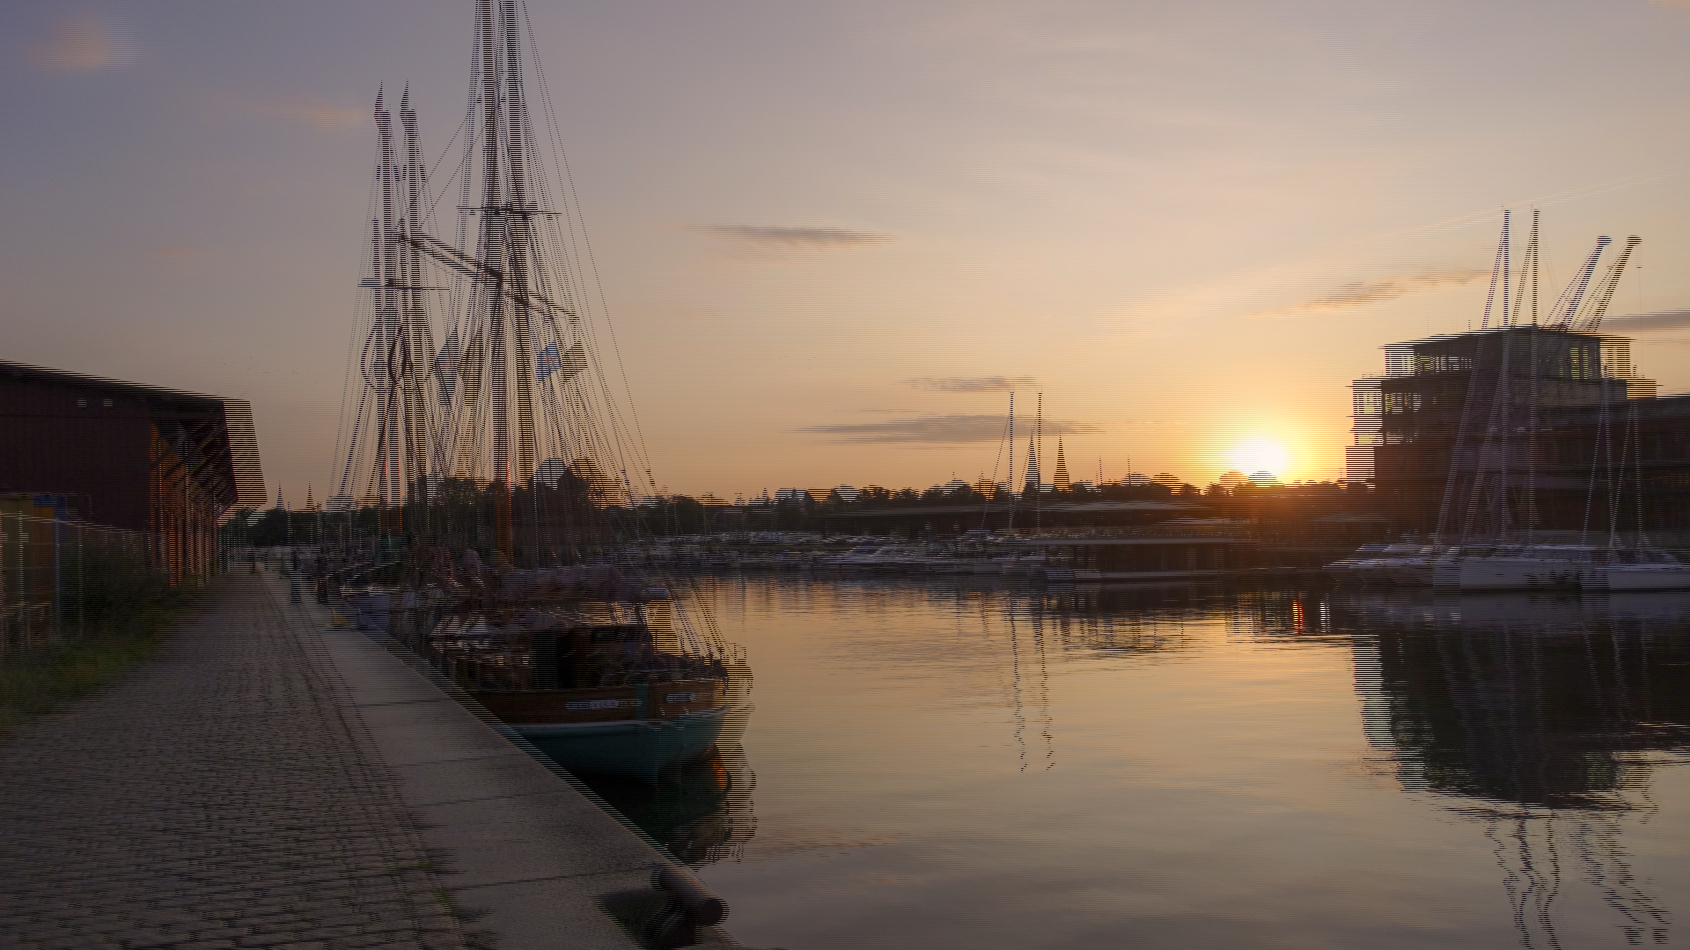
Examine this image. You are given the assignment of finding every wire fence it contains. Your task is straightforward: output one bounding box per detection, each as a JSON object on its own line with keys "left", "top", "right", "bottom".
{"left": 0, "top": 513, "right": 153, "bottom": 663}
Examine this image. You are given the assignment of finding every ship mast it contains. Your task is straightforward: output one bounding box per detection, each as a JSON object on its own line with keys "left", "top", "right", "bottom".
{"left": 333, "top": 86, "right": 437, "bottom": 540}
{"left": 470, "top": 0, "right": 545, "bottom": 561}
{"left": 340, "top": 0, "right": 660, "bottom": 565}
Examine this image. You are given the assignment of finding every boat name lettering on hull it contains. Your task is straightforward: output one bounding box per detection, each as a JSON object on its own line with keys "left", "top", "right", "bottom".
{"left": 667, "top": 692, "right": 718, "bottom": 704}
{"left": 564, "top": 698, "right": 641, "bottom": 711}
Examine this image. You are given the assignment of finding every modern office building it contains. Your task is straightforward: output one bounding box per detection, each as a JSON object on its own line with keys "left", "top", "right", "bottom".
{"left": 1347, "top": 327, "right": 1690, "bottom": 537}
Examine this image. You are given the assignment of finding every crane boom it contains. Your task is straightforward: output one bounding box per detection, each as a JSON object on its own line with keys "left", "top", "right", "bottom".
{"left": 1548, "top": 236, "right": 1609, "bottom": 328}
{"left": 1571, "top": 235, "right": 1640, "bottom": 333}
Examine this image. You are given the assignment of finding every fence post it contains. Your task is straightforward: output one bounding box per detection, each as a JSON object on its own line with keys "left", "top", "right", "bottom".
{"left": 53, "top": 516, "right": 62, "bottom": 641}
{"left": 77, "top": 522, "right": 86, "bottom": 638}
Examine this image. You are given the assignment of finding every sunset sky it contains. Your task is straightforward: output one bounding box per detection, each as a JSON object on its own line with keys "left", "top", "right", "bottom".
{"left": 6, "top": 1, "right": 1690, "bottom": 503}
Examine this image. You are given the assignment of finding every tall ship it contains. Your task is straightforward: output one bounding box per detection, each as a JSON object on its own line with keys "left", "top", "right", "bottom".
{"left": 325, "top": 0, "right": 750, "bottom": 777}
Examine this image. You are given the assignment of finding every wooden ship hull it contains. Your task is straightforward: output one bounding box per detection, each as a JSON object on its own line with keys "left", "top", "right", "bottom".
{"left": 470, "top": 678, "right": 750, "bottom": 777}
{"left": 502, "top": 703, "right": 749, "bottom": 777}
{"left": 428, "top": 603, "right": 753, "bottom": 777}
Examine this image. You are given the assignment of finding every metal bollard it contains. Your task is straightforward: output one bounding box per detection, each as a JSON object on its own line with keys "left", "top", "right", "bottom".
{"left": 648, "top": 864, "right": 728, "bottom": 947}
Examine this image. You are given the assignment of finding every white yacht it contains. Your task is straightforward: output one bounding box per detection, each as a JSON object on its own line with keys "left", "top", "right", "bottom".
{"left": 1427, "top": 543, "right": 1690, "bottom": 591}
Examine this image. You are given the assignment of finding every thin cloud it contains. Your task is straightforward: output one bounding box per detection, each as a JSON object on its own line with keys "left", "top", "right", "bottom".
{"left": 280, "top": 100, "right": 367, "bottom": 131}
{"left": 155, "top": 246, "right": 223, "bottom": 262}
{"left": 216, "top": 97, "right": 368, "bottom": 132}
{"left": 1307, "top": 280, "right": 1401, "bottom": 311}
{"left": 698, "top": 225, "right": 892, "bottom": 252}
{"left": 1604, "top": 309, "right": 1690, "bottom": 332}
{"left": 799, "top": 413, "right": 1099, "bottom": 444}
{"left": 905, "top": 376, "right": 1035, "bottom": 392}
{"left": 38, "top": 16, "right": 139, "bottom": 71}
{"left": 1299, "top": 268, "right": 1489, "bottom": 313}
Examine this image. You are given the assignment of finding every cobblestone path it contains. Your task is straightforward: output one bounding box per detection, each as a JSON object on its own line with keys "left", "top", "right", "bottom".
{"left": 0, "top": 575, "right": 473, "bottom": 950}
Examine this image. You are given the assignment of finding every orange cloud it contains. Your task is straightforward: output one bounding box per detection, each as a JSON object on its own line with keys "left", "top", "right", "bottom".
{"left": 39, "top": 16, "right": 140, "bottom": 71}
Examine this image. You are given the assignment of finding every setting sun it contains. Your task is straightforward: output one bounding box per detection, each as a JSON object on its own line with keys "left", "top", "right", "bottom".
{"left": 1234, "top": 435, "right": 1324, "bottom": 482}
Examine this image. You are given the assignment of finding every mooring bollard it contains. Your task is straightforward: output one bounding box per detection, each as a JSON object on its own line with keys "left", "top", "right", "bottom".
{"left": 647, "top": 864, "right": 728, "bottom": 947}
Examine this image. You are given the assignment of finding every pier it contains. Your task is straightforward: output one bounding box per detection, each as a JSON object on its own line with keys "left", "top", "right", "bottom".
{"left": 0, "top": 571, "right": 753, "bottom": 950}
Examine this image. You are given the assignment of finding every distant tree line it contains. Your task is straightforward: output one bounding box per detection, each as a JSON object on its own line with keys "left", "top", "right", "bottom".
{"left": 239, "top": 472, "right": 1373, "bottom": 544}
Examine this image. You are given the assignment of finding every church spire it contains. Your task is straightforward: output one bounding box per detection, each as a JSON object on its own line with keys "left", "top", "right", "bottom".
{"left": 1053, "top": 440, "right": 1070, "bottom": 491}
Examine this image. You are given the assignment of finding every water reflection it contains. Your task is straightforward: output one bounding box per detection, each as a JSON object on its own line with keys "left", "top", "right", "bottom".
{"left": 1036, "top": 582, "right": 1208, "bottom": 656}
{"left": 1005, "top": 585, "right": 1209, "bottom": 770}
{"left": 573, "top": 741, "right": 757, "bottom": 867}
{"left": 1344, "top": 593, "right": 1690, "bottom": 806}
{"left": 615, "top": 572, "right": 1690, "bottom": 948}
{"left": 1342, "top": 592, "right": 1690, "bottom": 947}
{"left": 1002, "top": 609, "right": 1054, "bottom": 771}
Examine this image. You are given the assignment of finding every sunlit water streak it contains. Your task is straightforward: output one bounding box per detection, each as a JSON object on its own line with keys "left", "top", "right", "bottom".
{"left": 580, "top": 574, "right": 1690, "bottom": 950}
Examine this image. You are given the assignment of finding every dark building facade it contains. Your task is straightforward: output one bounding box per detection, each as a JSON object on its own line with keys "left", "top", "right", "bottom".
{"left": 1348, "top": 327, "right": 1690, "bottom": 537}
{"left": 0, "top": 361, "right": 265, "bottom": 580}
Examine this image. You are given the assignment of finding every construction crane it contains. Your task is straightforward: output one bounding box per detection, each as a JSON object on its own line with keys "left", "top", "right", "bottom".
{"left": 1547, "top": 236, "right": 1609, "bottom": 329}
{"left": 1568, "top": 236, "right": 1641, "bottom": 333}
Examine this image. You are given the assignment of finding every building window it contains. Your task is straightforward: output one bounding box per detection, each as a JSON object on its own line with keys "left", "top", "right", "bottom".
{"left": 77, "top": 398, "right": 87, "bottom": 408}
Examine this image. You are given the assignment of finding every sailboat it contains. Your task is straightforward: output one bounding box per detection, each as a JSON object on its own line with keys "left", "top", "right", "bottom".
{"left": 332, "top": 0, "right": 751, "bottom": 777}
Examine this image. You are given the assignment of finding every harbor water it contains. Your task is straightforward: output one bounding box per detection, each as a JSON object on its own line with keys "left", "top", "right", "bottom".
{"left": 581, "top": 573, "right": 1690, "bottom": 949}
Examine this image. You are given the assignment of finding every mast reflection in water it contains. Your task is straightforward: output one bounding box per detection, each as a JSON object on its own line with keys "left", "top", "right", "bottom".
{"left": 1344, "top": 593, "right": 1690, "bottom": 947}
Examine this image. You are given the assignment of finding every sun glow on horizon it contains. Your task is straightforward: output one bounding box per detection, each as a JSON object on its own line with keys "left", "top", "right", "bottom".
{"left": 1227, "top": 434, "right": 1328, "bottom": 483}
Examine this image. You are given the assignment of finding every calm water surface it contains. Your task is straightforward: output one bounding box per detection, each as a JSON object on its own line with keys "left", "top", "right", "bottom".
{"left": 588, "top": 575, "right": 1690, "bottom": 949}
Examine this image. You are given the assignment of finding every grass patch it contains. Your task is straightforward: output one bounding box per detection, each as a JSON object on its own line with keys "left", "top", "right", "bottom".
{"left": 0, "top": 551, "right": 204, "bottom": 739}
{"left": 0, "top": 632, "right": 178, "bottom": 737}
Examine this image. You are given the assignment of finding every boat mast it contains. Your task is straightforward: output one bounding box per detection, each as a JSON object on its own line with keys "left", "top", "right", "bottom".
{"left": 466, "top": 0, "right": 551, "bottom": 563}
{"left": 500, "top": 0, "right": 542, "bottom": 561}
{"left": 1005, "top": 393, "right": 1016, "bottom": 533}
{"left": 1033, "top": 393, "right": 1043, "bottom": 534}
{"left": 400, "top": 88, "right": 432, "bottom": 535}
{"left": 376, "top": 90, "right": 399, "bottom": 523}
{"left": 475, "top": 0, "right": 514, "bottom": 555}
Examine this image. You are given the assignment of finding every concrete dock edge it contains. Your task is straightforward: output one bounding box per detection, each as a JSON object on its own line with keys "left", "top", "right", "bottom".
{"left": 263, "top": 571, "right": 751, "bottom": 950}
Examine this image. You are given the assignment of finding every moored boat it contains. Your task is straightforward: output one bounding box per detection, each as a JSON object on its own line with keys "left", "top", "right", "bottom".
{"left": 326, "top": 0, "right": 755, "bottom": 780}
{"left": 418, "top": 554, "right": 752, "bottom": 777}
